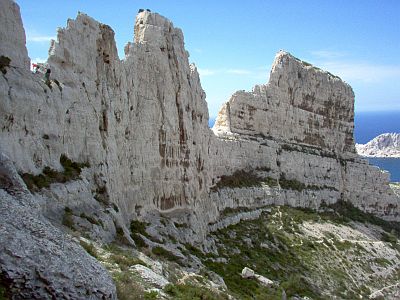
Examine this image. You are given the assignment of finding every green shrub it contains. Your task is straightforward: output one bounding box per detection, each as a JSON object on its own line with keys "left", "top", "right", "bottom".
{"left": 114, "top": 272, "right": 146, "bottom": 300}
{"left": 109, "top": 252, "right": 143, "bottom": 271}
{"left": 381, "top": 231, "right": 398, "bottom": 244}
{"left": 211, "top": 170, "right": 264, "bottom": 191}
{"left": 327, "top": 200, "right": 400, "bottom": 236}
{"left": 131, "top": 234, "right": 146, "bottom": 248}
{"left": 80, "top": 212, "right": 101, "bottom": 226}
{"left": 130, "top": 220, "right": 149, "bottom": 237}
{"left": 112, "top": 203, "right": 119, "bottom": 212}
{"left": 62, "top": 207, "right": 74, "bottom": 229}
{"left": 164, "top": 283, "right": 229, "bottom": 300}
{"left": 21, "top": 154, "right": 89, "bottom": 192}
{"left": 144, "top": 291, "right": 158, "bottom": 299}
{"left": 174, "top": 222, "right": 189, "bottom": 228}
{"left": 279, "top": 174, "right": 306, "bottom": 191}
{"left": 152, "top": 246, "right": 179, "bottom": 262}
{"left": 0, "top": 56, "right": 11, "bottom": 74}
{"left": 281, "top": 274, "right": 315, "bottom": 297}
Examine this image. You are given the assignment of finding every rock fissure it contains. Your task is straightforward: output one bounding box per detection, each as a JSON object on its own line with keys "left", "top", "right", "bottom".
{"left": 0, "top": 2, "right": 400, "bottom": 299}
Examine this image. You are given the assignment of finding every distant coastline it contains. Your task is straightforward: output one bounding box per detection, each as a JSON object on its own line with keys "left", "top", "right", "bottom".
{"left": 354, "top": 110, "right": 400, "bottom": 144}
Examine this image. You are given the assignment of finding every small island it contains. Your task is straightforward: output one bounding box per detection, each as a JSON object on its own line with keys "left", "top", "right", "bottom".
{"left": 356, "top": 133, "right": 400, "bottom": 157}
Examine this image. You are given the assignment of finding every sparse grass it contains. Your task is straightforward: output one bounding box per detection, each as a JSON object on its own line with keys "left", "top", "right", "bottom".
{"left": 21, "top": 154, "right": 89, "bottom": 192}
{"left": 164, "top": 283, "right": 229, "bottom": 300}
{"left": 381, "top": 231, "right": 398, "bottom": 244}
{"left": 96, "top": 243, "right": 149, "bottom": 299}
{"left": 62, "top": 207, "right": 74, "bottom": 229}
{"left": 326, "top": 200, "right": 400, "bottom": 236}
{"left": 195, "top": 204, "right": 398, "bottom": 299}
{"left": 279, "top": 174, "right": 306, "bottom": 191}
{"left": 144, "top": 291, "right": 158, "bottom": 299}
{"left": 374, "top": 257, "right": 391, "bottom": 267}
{"left": 108, "top": 249, "right": 144, "bottom": 271}
{"left": 114, "top": 272, "right": 146, "bottom": 300}
{"left": 152, "top": 246, "right": 180, "bottom": 262}
{"left": 103, "top": 243, "right": 146, "bottom": 269}
{"left": 201, "top": 209, "right": 320, "bottom": 299}
{"left": 80, "top": 240, "right": 98, "bottom": 258}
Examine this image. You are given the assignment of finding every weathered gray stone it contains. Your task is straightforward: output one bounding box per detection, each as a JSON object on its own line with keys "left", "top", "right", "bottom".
{"left": 0, "top": 0, "right": 400, "bottom": 297}
{"left": 0, "top": 0, "right": 30, "bottom": 69}
{"left": 0, "top": 153, "right": 116, "bottom": 299}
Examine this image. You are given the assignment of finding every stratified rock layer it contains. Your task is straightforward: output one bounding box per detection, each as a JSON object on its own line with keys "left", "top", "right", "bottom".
{"left": 214, "top": 51, "right": 355, "bottom": 154}
{"left": 0, "top": 0, "right": 399, "bottom": 297}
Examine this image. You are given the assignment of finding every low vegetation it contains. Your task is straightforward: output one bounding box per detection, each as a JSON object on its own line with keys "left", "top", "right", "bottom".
{"left": 130, "top": 220, "right": 150, "bottom": 248}
{"left": 184, "top": 204, "right": 400, "bottom": 299}
{"left": 62, "top": 207, "right": 74, "bottom": 229}
{"left": 326, "top": 199, "right": 400, "bottom": 236}
{"left": 80, "top": 240, "right": 98, "bottom": 258}
{"left": 152, "top": 246, "right": 180, "bottom": 262}
{"left": 21, "top": 154, "right": 89, "bottom": 192}
{"left": 211, "top": 169, "right": 279, "bottom": 191}
{"left": 0, "top": 276, "right": 10, "bottom": 300}
{"left": 0, "top": 56, "right": 11, "bottom": 74}
{"left": 164, "top": 283, "right": 229, "bottom": 300}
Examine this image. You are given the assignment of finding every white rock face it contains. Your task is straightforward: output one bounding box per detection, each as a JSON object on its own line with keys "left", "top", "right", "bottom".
{"left": 356, "top": 133, "right": 400, "bottom": 157}
{"left": 1, "top": 1, "right": 400, "bottom": 297}
{"left": 130, "top": 264, "right": 169, "bottom": 288}
{"left": 1, "top": 0, "right": 399, "bottom": 248}
{"left": 0, "top": 0, "right": 30, "bottom": 69}
{"left": 213, "top": 51, "right": 355, "bottom": 154}
{"left": 211, "top": 52, "right": 400, "bottom": 222}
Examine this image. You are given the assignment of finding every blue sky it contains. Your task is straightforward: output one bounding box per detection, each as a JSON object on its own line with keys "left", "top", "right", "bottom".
{"left": 17, "top": 0, "right": 400, "bottom": 118}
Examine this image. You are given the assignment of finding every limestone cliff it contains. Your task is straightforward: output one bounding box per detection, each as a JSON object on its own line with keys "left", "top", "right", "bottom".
{"left": 1, "top": 0, "right": 400, "bottom": 298}
{"left": 211, "top": 51, "right": 399, "bottom": 222}
{"left": 214, "top": 51, "right": 355, "bottom": 154}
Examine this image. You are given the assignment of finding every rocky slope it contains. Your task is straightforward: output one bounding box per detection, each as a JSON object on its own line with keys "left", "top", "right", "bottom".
{"left": 1, "top": 0, "right": 400, "bottom": 298}
{"left": 356, "top": 133, "right": 400, "bottom": 157}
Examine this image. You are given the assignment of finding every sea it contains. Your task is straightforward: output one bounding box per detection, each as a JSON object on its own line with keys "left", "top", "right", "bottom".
{"left": 355, "top": 111, "right": 400, "bottom": 182}
{"left": 209, "top": 111, "right": 400, "bottom": 182}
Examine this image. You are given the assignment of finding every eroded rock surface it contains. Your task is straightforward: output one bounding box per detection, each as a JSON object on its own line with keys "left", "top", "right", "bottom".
{"left": 0, "top": 0, "right": 400, "bottom": 298}
{"left": 0, "top": 153, "right": 116, "bottom": 299}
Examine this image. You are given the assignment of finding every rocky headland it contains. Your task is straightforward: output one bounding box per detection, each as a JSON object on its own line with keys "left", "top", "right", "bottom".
{"left": 1, "top": 0, "right": 400, "bottom": 299}
{"left": 356, "top": 133, "right": 400, "bottom": 157}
